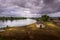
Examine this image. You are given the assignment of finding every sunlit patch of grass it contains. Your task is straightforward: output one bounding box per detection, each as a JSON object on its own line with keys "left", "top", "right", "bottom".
{"left": 8, "top": 28, "right": 17, "bottom": 31}
{"left": 44, "top": 22, "right": 58, "bottom": 28}
{"left": 6, "top": 27, "right": 26, "bottom": 32}
{"left": 41, "top": 22, "right": 60, "bottom": 32}
{"left": 26, "top": 23, "right": 38, "bottom": 30}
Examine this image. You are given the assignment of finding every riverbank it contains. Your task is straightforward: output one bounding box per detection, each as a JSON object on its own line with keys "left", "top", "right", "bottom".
{"left": 0, "top": 22, "right": 60, "bottom": 40}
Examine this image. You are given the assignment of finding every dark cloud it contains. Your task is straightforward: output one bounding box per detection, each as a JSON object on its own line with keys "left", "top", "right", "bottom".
{"left": 0, "top": 0, "right": 60, "bottom": 17}
{"left": 44, "top": 0, "right": 54, "bottom": 4}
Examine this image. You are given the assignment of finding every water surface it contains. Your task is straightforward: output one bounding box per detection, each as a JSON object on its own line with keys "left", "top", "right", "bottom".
{"left": 0, "top": 19, "right": 36, "bottom": 28}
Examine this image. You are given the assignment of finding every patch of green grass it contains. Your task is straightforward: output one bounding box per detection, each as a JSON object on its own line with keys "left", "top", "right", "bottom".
{"left": 0, "top": 37, "right": 5, "bottom": 40}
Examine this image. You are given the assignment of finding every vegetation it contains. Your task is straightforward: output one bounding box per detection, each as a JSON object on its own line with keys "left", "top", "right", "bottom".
{"left": 0, "top": 37, "right": 5, "bottom": 40}
{"left": 40, "top": 15, "right": 50, "bottom": 22}
{"left": 0, "top": 17, "right": 27, "bottom": 20}
{"left": 0, "top": 23, "right": 60, "bottom": 40}
{"left": 0, "top": 15, "right": 60, "bottom": 40}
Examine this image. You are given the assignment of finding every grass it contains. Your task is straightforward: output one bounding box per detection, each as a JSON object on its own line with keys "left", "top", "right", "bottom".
{"left": 0, "top": 22, "right": 60, "bottom": 40}
{"left": 45, "top": 22, "right": 56, "bottom": 27}
{"left": 0, "top": 37, "right": 5, "bottom": 40}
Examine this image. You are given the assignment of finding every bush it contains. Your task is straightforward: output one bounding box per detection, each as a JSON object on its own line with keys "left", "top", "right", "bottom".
{"left": 40, "top": 15, "right": 49, "bottom": 22}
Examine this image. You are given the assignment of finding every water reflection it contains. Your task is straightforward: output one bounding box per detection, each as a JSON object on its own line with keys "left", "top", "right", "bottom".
{"left": 0, "top": 19, "right": 36, "bottom": 28}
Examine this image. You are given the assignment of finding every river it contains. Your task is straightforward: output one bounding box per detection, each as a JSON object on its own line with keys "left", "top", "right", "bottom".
{"left": 0, "top": 19, "right": 36, "bottom": 28}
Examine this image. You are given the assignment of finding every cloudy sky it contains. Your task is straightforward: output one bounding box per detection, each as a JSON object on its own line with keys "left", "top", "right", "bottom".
{"left": 0, "top": 0, "right": 60, "bottom": 17}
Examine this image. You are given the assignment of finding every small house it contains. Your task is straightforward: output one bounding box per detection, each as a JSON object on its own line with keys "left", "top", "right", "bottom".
{"left": 36, "top": 21, "right": 45, "bottom": 28}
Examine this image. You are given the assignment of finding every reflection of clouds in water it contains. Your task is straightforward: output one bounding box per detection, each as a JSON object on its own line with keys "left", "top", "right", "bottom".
{"left": 0, "top": 19, "right": 36, "bottom": 28}
{"left": 4, "top": 20, "right": 17, "bottom": 26}
{"left": 0, "top": 21, "right": 6, "bottom": 28}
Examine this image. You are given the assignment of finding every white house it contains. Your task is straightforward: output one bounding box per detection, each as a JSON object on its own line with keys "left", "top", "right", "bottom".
{"left": 36, "top": 23, "right": 45, "bottom": 28}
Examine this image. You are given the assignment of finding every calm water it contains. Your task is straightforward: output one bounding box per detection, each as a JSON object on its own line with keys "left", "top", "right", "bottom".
{"left": 0, "top": 19, "right": 36, "bottom": 28}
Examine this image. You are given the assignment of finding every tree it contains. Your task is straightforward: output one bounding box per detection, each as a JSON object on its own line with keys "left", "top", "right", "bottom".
{"left": 40, "top": 15, "right": 50, "bottom": 22}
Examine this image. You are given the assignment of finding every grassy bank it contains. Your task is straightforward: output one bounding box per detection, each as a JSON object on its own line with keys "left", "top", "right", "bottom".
{"left": 0, "top": 22, "right": 60, "bottom": 40}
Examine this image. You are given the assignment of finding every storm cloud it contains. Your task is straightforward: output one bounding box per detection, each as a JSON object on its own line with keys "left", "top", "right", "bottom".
{"left": 0, "top": 0, "right": 60, "bottom": 17}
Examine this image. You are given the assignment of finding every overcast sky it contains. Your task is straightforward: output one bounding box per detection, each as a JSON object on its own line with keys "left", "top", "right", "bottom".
{"left": 0, "top": 0, "right": 60, "bottom": 17}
